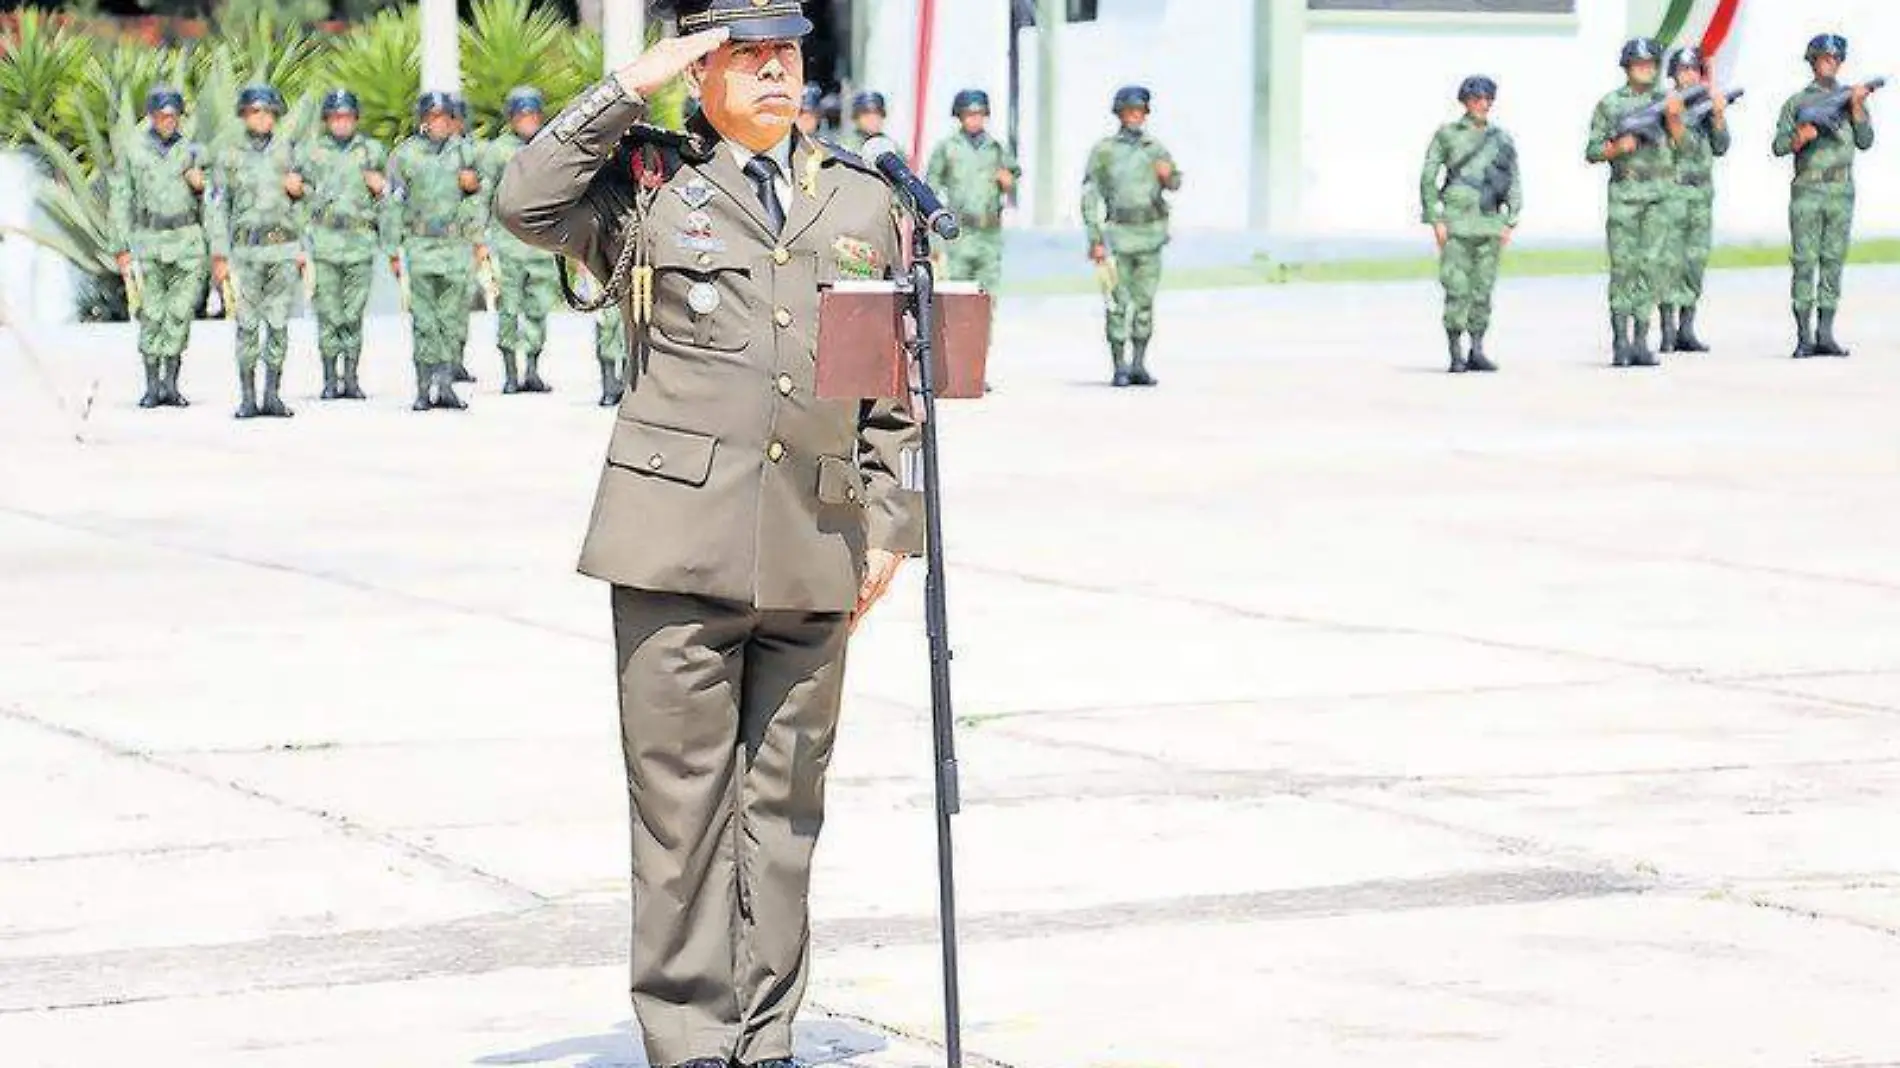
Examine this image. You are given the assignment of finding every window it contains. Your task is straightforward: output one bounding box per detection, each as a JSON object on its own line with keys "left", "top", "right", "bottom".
{"left": 1068, "top": 0, "right": 1099, "bottom": 20}
{"left": 1308, "top": 0, "right": 1575, "bottom": 12}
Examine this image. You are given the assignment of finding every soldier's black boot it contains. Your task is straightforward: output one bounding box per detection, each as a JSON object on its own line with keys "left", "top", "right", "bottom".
{"left": 1445, "top": 329, "right": 1467, "bottom": 373}
{"left": 1610, "top": 314, "right": 1632, "bottom": 367}
{"left": 340, "top": 356, "right": 366, "bottom": 400}
{"left": 1128, "top": 340, "right": 1157, "bottom": 387}
{"left": 1658, "top": 306, "right": 1679, "bottom": 354}
{"left": 234, "top": 366, "right": 260, "bottom": 419}
{"left": 522, "top": 353, "right": 551, "bottom": 393}
{"left": 138, "top": 361, "right": 162, "bottom": 408}
{"left": 1466, "top": 332, "right": 1497, "bottom": 373}
{"left": 1629, "top": 316, "right": 1658, "bottom": 367}
{"left": 432, "top": 363, "right": 467, "bottom": 410}
{"left": 320, "top": 356, "right": 340, "bottom": 400}
{"left": 1791, "top": 309, "right": 1817, "bottom": 359}
{"left": 412, "top": 360, "right": 433, "bottom": 411}
{"left": 501, "top": 351, "right": 521, "bottom": 395}
{"left": 160, "top": 358, "right": 189, "bottom": 407}
{"left": 598, "top": 360, "right": 622, "bottom": 407}
{"left": 1815, "top": 308, "right": 1850, "bottom": 357}
{"left": 453, "top": 359, "right": 476, "bottom": 383}
{"left": 1676, "top": 306, "right": 1709, "bottom": 352}
{"left": 261, "top": 367, "right": 294, "bottom": 417}
{"left": 1110, "top": 342, "right": 1130, "bottom": 388}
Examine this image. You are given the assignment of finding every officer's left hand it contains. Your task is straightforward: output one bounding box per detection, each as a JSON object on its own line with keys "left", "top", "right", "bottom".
{"left": 851, "top": 549, "right": 904, "bottom": 633}
{"left": 284, "top": 172, "right": 306, "bottom": 199}
{"left": 1153, "top": 159, "right": 1174, "bottom": 183}
{"left": 458, "top": 168, "right": 480, "bottom": 194}
{"left": 996, "top": 169, "right": 1015, "bottom": 193}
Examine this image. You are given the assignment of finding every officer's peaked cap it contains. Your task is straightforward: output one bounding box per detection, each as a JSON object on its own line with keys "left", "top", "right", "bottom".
{"left": 672, "top": 0, "right": 813, "bottom": 42}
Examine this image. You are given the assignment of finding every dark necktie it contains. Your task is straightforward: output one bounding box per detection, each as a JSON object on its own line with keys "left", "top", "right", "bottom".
{"left": 742, "top": 155, "right": 787, "bottom": 234}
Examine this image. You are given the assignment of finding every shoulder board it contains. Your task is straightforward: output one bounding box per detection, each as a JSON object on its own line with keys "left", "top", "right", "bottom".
{"left": 816, "top": 138, "right": 878, "bottom": 175}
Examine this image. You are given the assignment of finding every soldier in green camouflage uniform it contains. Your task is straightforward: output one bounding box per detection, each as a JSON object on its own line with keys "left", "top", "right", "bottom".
{"left": 207, "top": 83, "right": 303, "bottom": 419}
{"left": 1660, "top": 47, "right": 1730, "bottom": 354}
{"left": 449, "top": 94, "right": 486, "bottom": 385}
{"left": 1419, "top": 75, "right": 1521, "bottom": 374}
{"left": 298, "top": 88, "right": 388, "bottom": 400}
{"left": 1082, "top": 85, "right": 1181, "bottom": 387}
{"left": 482, "top": 87, "right": 559, "bottom": 394}
{"left": 109, "top": 86, "right": 208, "bottom": 409}
{"left": 1586, "top": 38, "right": 1683, "bottom": 369}
{"left": 596, "top": 306, "right": 627, "bottom": 407}
{"left": 384, "top": 91, "right": 484, "bottom": 411}
{"left": 926, "top": 89, "right": 1019, "bottom": 301}
{"left": 838, "top": 91, "right": 903, "bottom": 159}
{"left": 1773, "top": 33, "right": 1878, "bottom": 358}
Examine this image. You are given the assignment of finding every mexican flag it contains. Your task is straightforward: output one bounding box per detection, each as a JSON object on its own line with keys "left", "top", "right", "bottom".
{"left": 1635, "top": 0, "right": 1749, "bottom": 82}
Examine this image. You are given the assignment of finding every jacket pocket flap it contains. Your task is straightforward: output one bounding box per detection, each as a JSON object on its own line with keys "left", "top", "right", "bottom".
{"left": 606, "top": 419, "right": 717, "bottom": 487}
{"left": 816, "top": 455, "right": 867, "bottom": 505}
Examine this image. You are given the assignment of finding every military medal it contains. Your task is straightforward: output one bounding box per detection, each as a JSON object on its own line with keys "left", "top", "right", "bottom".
{"left": 833, "top": 235, "right": 883, "bottom": 279}
{"left": 677, "top": 178, "right": 715, "bottom": 210}
{"left": 687, "top": 281, "right": 721, "bottom": 315}
{"left": 676, "top": 208, "right": 727, "bottom": 253}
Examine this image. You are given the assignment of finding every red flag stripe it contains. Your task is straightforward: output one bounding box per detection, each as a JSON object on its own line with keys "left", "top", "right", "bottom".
{"left": 1700, "top": 0, "right": 1743, "bottom": 57}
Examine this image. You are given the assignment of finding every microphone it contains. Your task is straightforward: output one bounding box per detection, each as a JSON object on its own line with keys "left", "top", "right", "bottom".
{"left": 862, "top": 135, "right": 960, "bottom": 241}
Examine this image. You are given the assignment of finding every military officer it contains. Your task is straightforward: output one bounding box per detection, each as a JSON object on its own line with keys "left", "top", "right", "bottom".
{"left": 207, "top": 83, "right": 303, "bottom": 418}
{"left": 1082, "top": 85, "right": 1181, "bottom": 387}
{"left": 482, "top": 86, "right": 559, "bottom": 393}
{"left": 384, "top": 90, "right": 484, "bottom": 410}
{"left": 1419, "top": 75, "right": 1521, "bottom": 374}
{"left": 1586, "top": 38, "right": 1683, "bottom": 369}
{"left": 299, "top": 88, "right": 388, "bottom": 400}
{"left": 109, "top": 85, "right": 208, "bottom": 409}
{"left": 495, "top": 3, "right": 923, "bottom": 1065}
{"left": 1773, "top": 33, "right": 1877, "bottom": 358}
{"left": 925, "top": 89, "right": 1020, "bottom": 302}
{"left": 839, "top": 89, "right": 902, "bottom": 158}
{"left": 1660, "top": 47, "right": 1729, "bottom": 354}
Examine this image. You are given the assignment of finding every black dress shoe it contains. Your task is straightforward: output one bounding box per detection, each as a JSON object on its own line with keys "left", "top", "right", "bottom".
{"left": 742, "top": 1059, "right": 797, "bottom": 1068}
{"left": 669, "top": 1060, "right": 729, "bottom": 1068}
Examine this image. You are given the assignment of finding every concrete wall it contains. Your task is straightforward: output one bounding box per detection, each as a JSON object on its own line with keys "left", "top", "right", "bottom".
{"left": 1, "top": 154, "right": 82, "bottom": 325}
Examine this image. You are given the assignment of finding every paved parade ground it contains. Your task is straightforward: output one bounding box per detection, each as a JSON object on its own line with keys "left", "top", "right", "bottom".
{"left": 5, "top": 267, "right": 1900, "bottom": 1067}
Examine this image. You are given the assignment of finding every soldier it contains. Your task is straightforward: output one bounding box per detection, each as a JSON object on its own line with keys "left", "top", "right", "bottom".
{"left": 925, "top": 89, "right": 1020, "bottom": 303}
{"left": 495, "top": 3, "right": 923, "bottom": 1066}
{"left": 299, "top": 88, "right": 388, "bottom": 400}
{"left": 1661, "top": 47, "right": 1729, "bottom": 354}
{"left": 1773, "top": 33, "right": 1878, "bottom": 358}
{"left": 1419, "top": 75, "right": 1521, "bottom": 374}
{"left": 596, "top": 305, "right": 627, "bottom": 407}
{"left": 207, "top": 83, "right": 303, "bottom": 419}
{"left": 384, "top": 91, "right": 484, "bottom": 411}
{"left": 482, "top": 86, "right": 558, "bottom": 393}
{"left": 109, "top": 85, "right": 208, "bottom": 409}
{"left": 796, "top": 82, "right": 823, "bottom": 138}
{"left": 449, "top": 93, "right": 485, "bottom": 385}
{"left": 1082, "top": 85, "right": 1181, "bottom": 387}
{"left": 839, "top": 90, "right": 902, "bottom": 158}
{"left": 1586, "top": 38, "right": 1683, "bottom": 369}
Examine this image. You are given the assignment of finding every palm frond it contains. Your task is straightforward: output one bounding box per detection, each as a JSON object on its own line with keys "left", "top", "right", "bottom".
{"left": 318, "top": 8, "right": 420, "bottom": 149}
{"left": 462, "top": 0, "right": 592, "bottom": 138}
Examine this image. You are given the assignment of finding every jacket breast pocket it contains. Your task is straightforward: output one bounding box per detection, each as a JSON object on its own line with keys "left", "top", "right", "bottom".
{"left": 816, "top": 455, "right": 867, "bottom": 506}
{"left": 650, "top": 249, "right": 755, "bottom": 353}
{"left": 606, "top": 418, "right": 718, "bottom": 487}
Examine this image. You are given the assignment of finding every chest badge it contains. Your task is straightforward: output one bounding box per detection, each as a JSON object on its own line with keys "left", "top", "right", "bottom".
{"left": 833, "top": 236, "right": 883, "bottom": 279}
{"left": 675, "top": 209, "right": 727, "bottom": 254}
{"left": 677, "top": 178, "right": 715, "bottom": 210}
{"left": 687, "top": 281, "right": 721, "bottom": 315}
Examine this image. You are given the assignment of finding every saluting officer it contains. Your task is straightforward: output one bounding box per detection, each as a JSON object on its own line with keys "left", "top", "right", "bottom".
{"left": 1660, "top": 47, "right": 1729, "bottom": 354}
{"left": 482, "top": 86, "right": 559, "bottom": 393}
{"left": 1082, "top": 85, "right": 1181, "bottom": 387}
{"left": 109, "top": 85, "right": 208, "bottom": 409}
{"left": 299, "top": 88, "right": 388, "bottom": 400}
{"left": 207, "top": 83, "right": 303, "bottom": 419}
{"left": 384, "top": 91, "right": 484, "bottom": 411}
{"left": 1774, "top": 33, "right": 1877, "bottom": 358}
{"left": 926, "top": 89, "right": 1020, "bottom": 303}
{"left": 495, "top": 2, "right": 923, "bottom": 1065}
{"left": 1419, "top": 75, "right": 1521, "bottom": 374}
{"left": 1586, "top": 38, "right": 1683, "bottom": 369}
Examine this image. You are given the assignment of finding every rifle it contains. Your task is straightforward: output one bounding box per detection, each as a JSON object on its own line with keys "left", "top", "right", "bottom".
{"left": 1687, "top": 88, "right": 1745, "bottom": 125}
{"left": 1796, "top": 78, "right": 1886, "bottom": 134}
{"left": 1094, "top": 256, "right": 1119, "bottom": 299}
{"left": 1615, "top": 84, "right": 1711, "bottom": 143}
{"left": 476, "top": 252, "right": 501, "bottom": 313}
{"left": 121, "top": 261, "right": 145, "bottom": 318}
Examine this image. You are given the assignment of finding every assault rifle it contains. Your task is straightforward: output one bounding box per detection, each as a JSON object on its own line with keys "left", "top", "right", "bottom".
{"left": 1615, "top": 85, "right": 1711, "bottom": 143}
{"left": 1796, "top": 78, "right": 1886, "bottom": 134}
{"left": 1686, "top": 88, "right": 1745, "bottom": 125}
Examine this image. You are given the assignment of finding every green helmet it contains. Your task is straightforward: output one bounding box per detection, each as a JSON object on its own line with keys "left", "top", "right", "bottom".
{"left": 321, "top": 89, "right": 360, "bottom": 116}
{"left": 505, "top": 86, "right": 545, "bottom": 117}
{"left": 145, "top": 84, "right": 185, "bottom": 115}
{"left": 951, "top": 89, "right": 990, "bottom": 116}
{"left": 1112, "top": 85, "right": 1152, "bottom": 113}
{"left": 1620, "top": 37, "right": 1663, "bottom": 68}
{"left": 235, "top": 83, "right": 285, "bottom": 116}
{"left": 1806, "top": 34, "right": 1848, "bottom": 63}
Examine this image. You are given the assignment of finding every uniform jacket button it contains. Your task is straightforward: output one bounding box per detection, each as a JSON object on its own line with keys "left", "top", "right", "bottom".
{"left": 774, "top": 307, "right": 793, "bottom": 327}
{"left": 648, "top": 454, "right": 664, "bottom": 470}
{"left": 776, "top": 373, "right": 794, "bottom": 396}
{"left": 772, "top": 247, "right": 790, "bottom": 265}
{"left": 767, "top": 441, "right": 786, "bottom": 462}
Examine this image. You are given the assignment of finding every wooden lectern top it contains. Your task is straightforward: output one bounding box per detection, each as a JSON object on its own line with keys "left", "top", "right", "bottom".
{"left": 815, "top": 281, "right": 991, "bottom": 401}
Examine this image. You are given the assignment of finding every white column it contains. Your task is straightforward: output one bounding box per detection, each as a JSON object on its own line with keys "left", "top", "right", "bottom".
{"left": 603, "top": 0, "right": 645, "bottom": 74}
{"left": 420, "top": 0, "right": 460, "bottom": 92}
{"left": 1032, "top": 0, "right": 1061, "bottom": 226}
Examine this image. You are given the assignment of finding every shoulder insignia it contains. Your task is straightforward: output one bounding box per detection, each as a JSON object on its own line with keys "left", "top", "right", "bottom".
{"left": 816, "top": 138, "right": 878, "bottom": 176}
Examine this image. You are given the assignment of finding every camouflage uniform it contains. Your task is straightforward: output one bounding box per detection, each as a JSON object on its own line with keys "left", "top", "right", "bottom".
{"left": 596, "top": 306, "right": 627, "bottom": 405}
{"left": 1587, "top": 82, "right": 1677, "bottom": 366}
{"left": 108, "top": 115, "right": 208, "bottom": 408}
{"left": 1663, "top": 101, "right": 1729, "bottom": 350}
{"left": 384, "top": 118, "right": 483, "bottom": 410}
{"left": 482, "top": 128, "right": 559, "bottom": 392}
{"left": 1082, "top": 111, "right": 1181, "bottom": 385}
{"left": 206, "top": 115, "right": 305, "bottom": 418}
{"left": 1774, "top": 76, "right": 1876, "bottom": 356}
{"left": 925, "top": 111, "right": 1020, "bottom": 300}
{"left": 1420, "top": 106, "right": 1521, "bottom": 371}
{"left": 298, "top": 120, "right": 388, "bottom": 399}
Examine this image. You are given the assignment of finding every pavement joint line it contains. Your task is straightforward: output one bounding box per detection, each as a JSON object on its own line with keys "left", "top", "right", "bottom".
{"left": 801, "top": 1003, "right": 1020, "bottom": 1068}
{"left": 1722, "top": 892, "right": 1900, "bottom": 942}
{"left": 1454, "top": 524, "right": 1900, "bottom": 597}
{"left": 0, "top": 868, "right": 1650, "bottom": 1016}
{"left": 0, "top": 701, "right": 548, "bottom": 910}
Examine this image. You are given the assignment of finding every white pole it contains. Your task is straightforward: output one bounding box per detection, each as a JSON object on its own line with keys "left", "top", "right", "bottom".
{"left": 603, "top": 0, "right": 645, "bottom": 74}
{"left": 420, "top": 0, "right": 461, "bottom": 92}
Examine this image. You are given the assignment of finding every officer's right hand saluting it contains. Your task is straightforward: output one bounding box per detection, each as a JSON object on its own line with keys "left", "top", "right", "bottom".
{"left": 613, "top": 27, "right": 732, "bottom": 99}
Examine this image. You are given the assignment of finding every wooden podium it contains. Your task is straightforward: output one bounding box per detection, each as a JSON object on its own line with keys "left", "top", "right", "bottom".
{"left": 815, "top": 280, "right": 990, "bottom": 402}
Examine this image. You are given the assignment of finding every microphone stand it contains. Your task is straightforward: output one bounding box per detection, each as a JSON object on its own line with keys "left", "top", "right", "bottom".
{"left": 893, "top": 204, "right": 966, "bottom": 1068}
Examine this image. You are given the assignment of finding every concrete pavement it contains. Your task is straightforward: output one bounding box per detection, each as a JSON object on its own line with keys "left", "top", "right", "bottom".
{"left": 3, "top": 267, "right": 1900, "bottom": 1067}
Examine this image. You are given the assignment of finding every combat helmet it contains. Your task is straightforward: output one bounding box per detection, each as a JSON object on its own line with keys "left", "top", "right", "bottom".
{"left": 235, "top": 83, "right": 286, "bottom": 116}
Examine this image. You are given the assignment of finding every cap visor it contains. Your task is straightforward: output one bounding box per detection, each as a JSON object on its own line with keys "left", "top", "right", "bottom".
{"left": 723, "top": 15, "right": 814, "bottom": 41}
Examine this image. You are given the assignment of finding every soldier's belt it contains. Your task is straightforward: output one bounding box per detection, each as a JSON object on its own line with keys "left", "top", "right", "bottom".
{"left": 235, "top": 226, "right": 297, "bottom": 246}
{"left": 139, "top": 211, "right": 199, "bottom": 231}
{"left": 315, "top": 213, "right": 376, "bottom": 233}
{"left": 1108, "top": 207, "right": 1163, "bottom": 225}
{"left": 408, "top": 221, "right": 460, "bottom": 238}
{"left": 1801, "top": 166, "right": 1853, "bottom": 184}
{"left": 956, "top": 211, "right": 1002, "bottom": 230}
{"left": 1678, "top": 173, "right": 1711, "bottom": 187}
{"left": 1453, "top": 176, "right": 1487, "bottom": 190}
{"left": 1611, "top": 168, "right": 1673, "bottom": 183}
